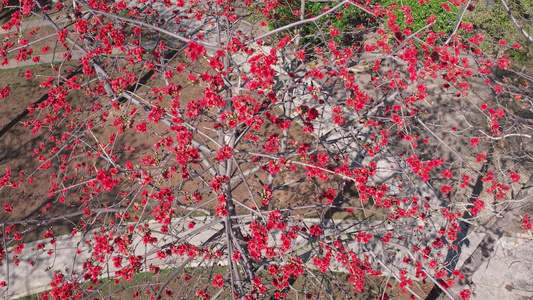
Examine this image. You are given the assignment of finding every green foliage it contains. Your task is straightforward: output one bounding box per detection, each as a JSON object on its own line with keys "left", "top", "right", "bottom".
{"left": 267, "top": 1, "right": 368, "bottom": 46}
{"left": 266, "top": 0, "right": 460, "bottom": 48}
{"left": 378, "top": 0, "right": 459, "bottom": 33}
{"left": 464, "top": 0, "right": 532, "bottom": 61}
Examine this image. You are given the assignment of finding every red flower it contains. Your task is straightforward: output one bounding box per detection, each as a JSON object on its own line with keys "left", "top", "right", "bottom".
{"left": 476, "top": 152, "right": 487, "bottom": 162}
{"left": 0, "top": 86, "right": 10, "bottom": 99}
{"left": 471, "top": 199, "right": 485, "bottom": 216}
{"left": 441, "top": 169, "right": 453, "bottom": 179}
{"left": 209, "top": 175, "right": 228, "bottom": 192}
{"left": 309, "top": 225, "right": 322, "bottom": 238}
{"left": 184, "top": 41, "right": 206, "bottom": 62}
{"left": 135, "top": 122, "right": 147, "bottom": 132}
{"left": 441, "top": 185, "right": 453, "bottom": 194}
{"left": 232, "top": 250, "right": 241, "bottom": 261}
{"left": 470, "top": 138, "right": 480, "bottom": 147}
{"left": 459, "top": 289, "right": 471, "bottom": 300}
{"left": 263, "top": 134, "right": 281, "bottom": 154}
{"left": 74, "top": 19, "right": 88, "bottom": 34}
{"left": 215, "top": 145, "right": 234, "bottom": 161}
{"left": 187, "top": 73, "right": 197, "bottom": 83}
{"left": 212, "top": 274, "right": 224, "bottom": 288}
{"left": 426, "top": 14, "right": 436, "bottom": 24}
{"left": 510, "top": 171, "right": 520, "bottom": 183}
{"left": 3, "top": 203, "right": 12, "bottom": 213}
{"left": 295, "top": 49, "right": 306, "bottom": 60}
{"left": 329, "top": 26, "right": 340, "bottom": 37}
{"left": 164, "top": 70, "right": 174, "bottom": 79}
{"left": 25, "top": 69, "right": 32, "bottom": 79}
{"left": 481, "top": 171, "right": 494, "bottom": 182}
{"left": 323, "top": 188, "right": 336, "bottom": 204}
{"left": 497, "top": 56, "right": 511, "bottom": 69}
{"left": 523, "top": 215, "right": 532, "bottom": 231}
{"left": 391, "top": 114, "right": 404, "bottom": 126}
{"left": 216, "top": 205, "right": 228, "bottom": 217}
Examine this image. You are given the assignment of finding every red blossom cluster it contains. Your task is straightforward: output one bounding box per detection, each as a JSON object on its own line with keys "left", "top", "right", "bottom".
{"left": 0, "top": 0, "right": 529, "bottom": 299}
{"left": 523, "top": 215, "right": 532, "bottom": 231}
{"left": 0, "top": 86, "right": 10, "bottom": 99}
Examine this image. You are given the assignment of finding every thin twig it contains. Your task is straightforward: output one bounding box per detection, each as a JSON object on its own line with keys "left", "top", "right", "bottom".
{"left": 499, "top": 0, "right": 533, "bottom": 43}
